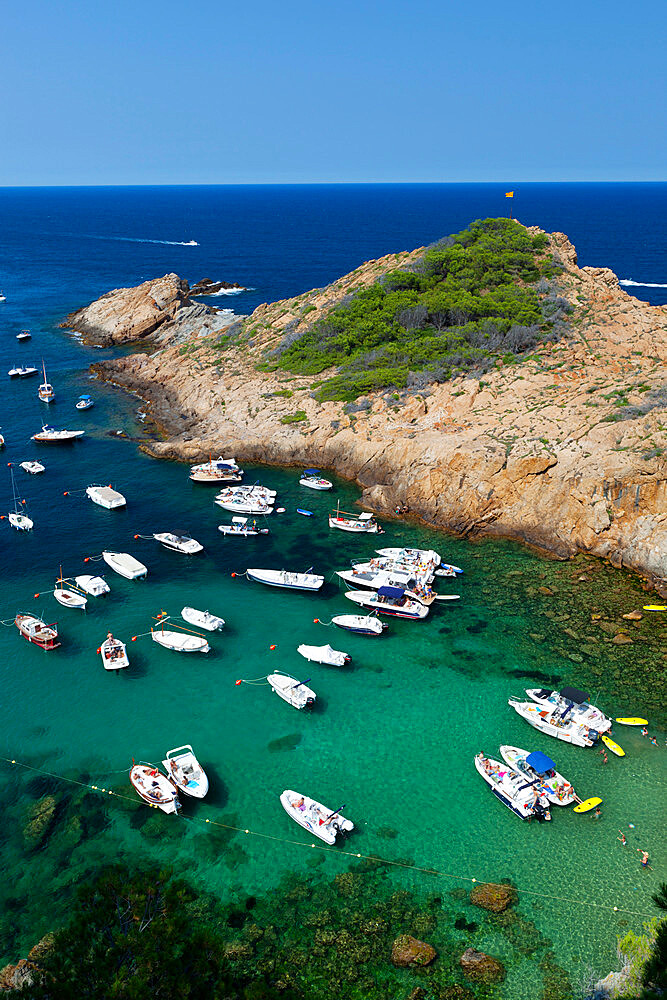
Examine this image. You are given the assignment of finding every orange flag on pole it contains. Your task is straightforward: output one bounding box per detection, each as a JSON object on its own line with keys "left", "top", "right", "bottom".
{"left": 505, "top": 191, "right": 514, "bottom": 198}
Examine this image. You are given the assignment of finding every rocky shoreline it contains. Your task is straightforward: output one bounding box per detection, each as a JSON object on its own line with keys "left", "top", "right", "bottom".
{"left": 66, "top": 225, "right": 667, "bottom": 592}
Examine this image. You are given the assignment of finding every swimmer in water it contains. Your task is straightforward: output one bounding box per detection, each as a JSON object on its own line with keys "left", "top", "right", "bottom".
{"left": 618, "top": 830, "right": 626, "bottom": 845}
{"left": 637, "top": 849, "right": 651, "bottom": 869}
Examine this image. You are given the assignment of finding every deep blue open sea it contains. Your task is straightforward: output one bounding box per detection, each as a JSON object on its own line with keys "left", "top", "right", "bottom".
{"left": 0, "top": 184, "right": 665, "bottom": 997}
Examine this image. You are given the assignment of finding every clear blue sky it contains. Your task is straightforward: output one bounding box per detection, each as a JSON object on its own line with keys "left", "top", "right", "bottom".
{"left": 2, "top": 0, "right": 665, "bottom": 185}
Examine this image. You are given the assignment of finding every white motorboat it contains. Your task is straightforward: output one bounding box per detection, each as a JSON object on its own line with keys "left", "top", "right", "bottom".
{"left": 331, "top": 613, "right": 386, "bottom": 635}
{"left": 102, "top": 550, "right": 148, "bottom": 580}
{"left": 525, "top": 686, "right": 612, "bottom": 734}
{"left": 130, "top": 765, "right": 180, "bottom": 814}
{"left": 268, "top": 672, "right": 316, "bottom": 709}
{"left": 16, "top": 330, "right": 31, "bottom": 341}
{"left": 376, "top": 546, "right": 443, "bottom": 568}
{"left": 435, "top": 563, "right": 464, "bottom": 577}
{"left": 499, "top": 746, "right": 576, "bottom": 806}
{"left": 300, "top": 469, "right": 332, "bottom": 490}
{"left": 86, "top": 485, "right": 127, "bottom": 509}
{"left": 20, "top": 461, "right": 45, "bottom": 475}
{"left": 280, "top": 790, "right": 353, "bottom": 845}
{"left": 216, "top": 484, "right": 276, "bottom": 501}
{"left": 75, "top": 395, "right": 94, "bottom": 410}
{"left": 337, "top": 566, "right": 439, "bottom": 606}
{"left": 344, "top": 587, "right": 429, "bottom": 620}
{"left": 474, "top": 753, "right": 551, "bottom": 821}
{"left": 100, "top": 633, "right": 129, "bottom": 669}
{"left": 216, "top": 497, "right": 274, "bottom": 515}
{"left": 181, "top": 607, "right": 225, "bottom": 631}
{"left": 31, "top": 425, "right": 85, "bottom": 443}
{"left": 38, "top": 360, "right": 55, "bottom": 403}
{"left": 15, "top": 614, "right": 60, "bottom": 650}
{"left": 7, "top": 465, "right": 33, "bottom": 530}
{"left": 8, "top": 366, "right": 38, "bottom": 378}
{"left": 190, "top": 456, "right": 242, "bottom": 483}
{"left": 508, "top": 699, "right": 596, "bottom": 747}
{"left": 75, "top": 574, "right": 110, "bottom": 596}
{"left": 329, "top": 505, "right": 381, "bottom": 533}
{"left": 297, "top": 643, "right": 350, "bottom": 667}
{"left": 153, "top": 532, "right": 204, "bottom": 554}
{"left": 218, "top": 515, "right": 268, "bottom": 537}
{"left": 151, "top": 617, "right": 210, "bottom": 653}
{"left": 162, "top": 745, "right": 209, "bottom": 798}
{"left": 246, "top": 567, "right": 324, "bottom": 591}
{"left": 54, "top": 587, "right": 87, "bottom": 610}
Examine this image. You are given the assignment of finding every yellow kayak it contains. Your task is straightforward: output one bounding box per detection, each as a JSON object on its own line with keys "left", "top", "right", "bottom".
{"left": 601, "top": 735, "right": 625, "bottom": 757}
{"left": 615, "top": 717, "right": 648, "bottom": 726}
{"left": 643, "top": 605, "right": 667, "bottom": 611}
{"left": 574, "top": 797, "right": 602, "bottom": 814}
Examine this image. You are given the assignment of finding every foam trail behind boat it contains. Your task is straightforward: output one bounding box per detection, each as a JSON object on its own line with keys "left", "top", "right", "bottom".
{"left": 619, "top": 279, "right": 667, "bottom": 288}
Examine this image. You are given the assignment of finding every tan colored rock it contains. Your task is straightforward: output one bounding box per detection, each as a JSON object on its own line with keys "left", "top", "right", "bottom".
{"left": 470, "top": 882, "right": 517, "bottom": 912}
{"left": 391, "top": 935, "right": 437, "bottom": 967}
{"left": 75, "top": 224, "right": 667, "bottom": 594}
{"left": 459, "top": 948, "right": 505, "bottom": 983}
{"left": 611, "top": 633, "right": 633, "bottom": 645}
{"left": 622, "top": 611, "right": 643, "bottom": 621}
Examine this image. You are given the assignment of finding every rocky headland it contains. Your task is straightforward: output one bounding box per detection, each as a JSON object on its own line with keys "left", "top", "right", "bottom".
{"left": 64, "top": 225, "right": 667, "bottom": 591}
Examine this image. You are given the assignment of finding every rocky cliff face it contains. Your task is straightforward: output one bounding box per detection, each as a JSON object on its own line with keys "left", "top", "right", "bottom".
{"left": 61, "top": 273, "right": 237, "bottom": 346}
{"left": 78, "top": 229, "right": 667, "bottom": 591}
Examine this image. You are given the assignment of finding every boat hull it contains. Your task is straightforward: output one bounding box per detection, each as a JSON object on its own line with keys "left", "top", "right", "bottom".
{"left": 130, "top": 766, "right": 180, "bottom": 814}
{"left": 15, "top": 615, "right": 60, "bottom": 650}
{"left": 101, "top": 636, "right": 129, "bottom": 669}
{"left": 344, "top": 590, "right": 428, "bottom": 619}
{"left": 246, "top": 568, "right": 324, "bottom": 591}
{"left": 331, "top": 614, "right": 385, "bottom": 635}
{"left": 151, "top": 630, "right": 210, "bottom": 653}
{"left": 280, "top": 790, "right": 353, "bottom": 845}
{"left": 102, "top": 552, "right": 147, "bottom": 580}
{"left": 268, "top": 673, "right": 316, "bottom": 709}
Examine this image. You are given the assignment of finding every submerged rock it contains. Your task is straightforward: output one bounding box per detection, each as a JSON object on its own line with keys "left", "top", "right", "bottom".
{"left": 459, "top": 947, "right": 506, "bottom": 983}
{"left": 391, "top": 934, "right": 437, "bottom": 967}
{"left": 470, "top": 881, "right": 517, "bottom": 912}
{"left": 23, "top": 795, "right": 57, "bottom": 849}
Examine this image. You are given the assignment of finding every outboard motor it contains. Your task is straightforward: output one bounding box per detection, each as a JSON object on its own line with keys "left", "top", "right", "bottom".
{"left": 589, "top": 729, "right": 599, "bottom": 742}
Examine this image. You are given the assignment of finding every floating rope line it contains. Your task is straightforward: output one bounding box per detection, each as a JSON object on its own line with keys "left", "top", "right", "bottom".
{"left": 0, "top": 756, "right": 657, "bottom": 919}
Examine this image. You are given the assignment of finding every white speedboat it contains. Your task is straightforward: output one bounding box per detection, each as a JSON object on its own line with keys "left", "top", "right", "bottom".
{"left": 376, "top": 546, "right": 443, "bottom": 568}
{"left": 162, "top": 745, "right": 209, "bottom": 798}
{"left": 216, "top": 497, "right": 273, "bottom": 515}
{"left": 329, "top": 508, "right": 381, "bottom": 533}
{"left": 31, "top": 425, "right": 85, "bottom": 443}
{"left": 216, "top": 484, "right": 275, "bottom": 501}
{"left": 75, "top": 574, "right": 110, "bottom": 596}
{"left": 525, "top": 686, "right": 612, "bottom": 734}
{"left": 15, "top": 614, "right": 60, "bottom": 650}
{"left": 331, "top": 614, "right": 386, "bottom": 635}
{"left": 102, "top": 551, "right": 148, "bottom": 580}
{"left": 190, "top": 457, "right": 242, "bottom": 483}
{"left": 7, "top": 465, "right": 33, "bottom": 530}
{"left": 151, "top": 623, "right": 210, "bottom": 653}
{"left": 344, "top": 587, "right": 429, "bottom": 620}
{"left": 246, "top": 567, "right": 324, "bottom": 591}
{"left": 297, "top": 643, "right": 350, "bottom": 666}
{"left": 16, "top": 330, "right": 31, "bottom": 341}
{"left": 337, "top": 567, "right": 438, "bottom": 606}
{"left": 280, "top": 790, "right": 354, "bottom": 845}
{"left": 37, "top": 361, "right": 55, "bottom": 403}
{"left": 499, "top": 746, "right": 576, "bottom": 806}
{"left": 508, "top": 699, "right": 596, "bottom": 747}
{"left": 130, "top": 765, "right": 180, "bottom": 814}
{"left": 300, "top": 469, "right": 332, "bottom": 490}
{"left": 8, "top": 366, "right": 38, "bottom": 378}
{"left": 20, "top": 461, "right": 45, "bottom": 475}
{"left": 100, "top": 633, "right": 129, "bottom": 669}
{"left": 218, "top": 516, "right": 268, "bottom": 536}
{"left": 153, "top": 532, "right": 203, "bottom": 554}
{"left": 268, "top": 672, "right": 316, "bottom": 709}
{"left": 181, "top": 607, "right": 225, "bottom": 631}
{"left": 54, "top": 587, "right": 87, "bottom": 610}
{"left": 86, "top": 485, "right": 126, "bottom": 509}
{"left": 474, "top": 753, "right": 551, "bottom": 821}
{"left": 75, "top": 395, "right": 94, "bottom": 410}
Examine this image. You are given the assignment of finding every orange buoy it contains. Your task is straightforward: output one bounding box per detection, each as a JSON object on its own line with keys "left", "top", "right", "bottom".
{"left": 96, "top": 647, "right": 101, "bottom": 654}
{"left": 63, "top": 491, "right": 69, "bottom": 496}
{"left": 131, "top": 636, "right": 137, "bottom": 642}
{"left": 231, "top": 572, "right": 236, "bottom": 577}
{"left": 269, "top": 644, "right": 276, "bottom": 650}
{"left": 133, "top": 534, "right": 139, "bottom": 539}
{"left": 84, "top": 557, "right": 90, "bottom": 562}
{"left": 235, "top": 679, "right": 242, "bottom": 685}
{"left": 313, "top": 618, "right": 319, "bottom": 624}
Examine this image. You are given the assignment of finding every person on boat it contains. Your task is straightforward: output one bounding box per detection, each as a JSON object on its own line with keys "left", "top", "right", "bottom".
{"left": 292, "top": 796, "right": 305, "bottom": 811}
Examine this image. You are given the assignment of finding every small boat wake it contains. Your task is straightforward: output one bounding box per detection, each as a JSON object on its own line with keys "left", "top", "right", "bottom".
{"left": 84, "top": 235, "right": 199, "bottom": 246}
{"left": 207, "top": 286, "right": 254, "bottom": 296}
{"left": 619, "top": 278, "right": 667, "bottom": 288}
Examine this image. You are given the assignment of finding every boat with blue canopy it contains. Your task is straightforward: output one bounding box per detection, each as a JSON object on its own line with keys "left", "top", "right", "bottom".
{"left": 75, "top": 394, "right": 94, "bottom": 410}
{"left": 300, "top": 469, "right": 332, "bottom": 490}
{"left": 499, "top": 746, "right": 576, "bottom": 805}
{"left": 344, "top": 585, "right": 429, "bottom": 619}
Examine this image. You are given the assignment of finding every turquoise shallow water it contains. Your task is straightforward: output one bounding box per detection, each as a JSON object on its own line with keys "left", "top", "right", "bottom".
{"left": 0, "top": 363, "right": 664, "bottom": 996}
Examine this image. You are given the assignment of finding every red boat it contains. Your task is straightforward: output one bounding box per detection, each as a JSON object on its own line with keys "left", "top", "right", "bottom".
{"left": 15, "top": 614, "right": 60, "bottom": 650}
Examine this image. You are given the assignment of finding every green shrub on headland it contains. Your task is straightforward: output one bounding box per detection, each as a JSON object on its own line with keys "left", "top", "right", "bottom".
{"left": 265, "top": 218, "right": 570, "bottom": 401}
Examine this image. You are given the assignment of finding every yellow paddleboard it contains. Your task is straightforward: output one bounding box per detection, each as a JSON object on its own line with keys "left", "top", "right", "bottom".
{"left": 615, "top": 717, "right": 648, "bottom": 726}
{"left": 574, "top": 797, "right": 602, "bottom": 814}
{"left": 643, "top": 605, "right": 667, "bottom": 611}
{"left": 602, "top": 735, "right": 625, "bottom": 757}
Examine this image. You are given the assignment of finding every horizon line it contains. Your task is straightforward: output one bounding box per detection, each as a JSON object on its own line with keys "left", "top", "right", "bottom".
{"left": 1, "top": 179, "right": 667, "bottom": 190}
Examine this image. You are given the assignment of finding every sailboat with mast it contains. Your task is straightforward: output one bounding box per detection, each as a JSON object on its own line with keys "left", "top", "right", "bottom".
{"left": 38, "top": 360, "right": 55, "bottom": 403}
{"left": 6, "top": 464, "right": 33, "bottom": 530}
